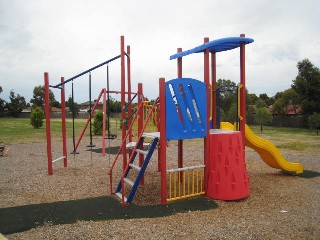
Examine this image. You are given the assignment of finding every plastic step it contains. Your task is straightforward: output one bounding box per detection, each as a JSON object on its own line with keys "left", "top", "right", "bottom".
{"left": 115, "top": 192, "right": 127, "bottom": 202}
{"left": 124, "top": 177, "right": 134, "bottom": 186}
{"left": 136, "top": 149, "right": 148, "bottom": 155}
{"left": 129, "top": 163, "right": 141, "bottom": 171}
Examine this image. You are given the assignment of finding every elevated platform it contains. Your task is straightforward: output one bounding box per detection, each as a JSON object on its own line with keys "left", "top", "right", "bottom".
{"left": 210, "top": 129, "right": 237, "bottom": 134}
{"left": 142, "top": 132, "right": 160, "bottom": 138}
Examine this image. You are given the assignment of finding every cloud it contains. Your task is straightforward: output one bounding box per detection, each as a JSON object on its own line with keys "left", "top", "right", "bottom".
{"left": 0, "top": 0, "right": 320, "bottom": 103}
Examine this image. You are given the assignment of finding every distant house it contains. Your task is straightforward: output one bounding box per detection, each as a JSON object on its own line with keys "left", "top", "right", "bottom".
{"left": 79, "top": 101, "right": 103, "bottom": 112}
{"left": 51, "top": 107, "right": 62, "bottom": 113}
{"left": 270, "top": 104, "right": 306, "bottom": 128}
{"left": 283, "top": 105, "right": 302, "bottom": 115}
{"left": 271, "top": 104, "right": 302, "bottom": 116}
{"left": 247, "top": 104, "right": 303, "bottom": 127}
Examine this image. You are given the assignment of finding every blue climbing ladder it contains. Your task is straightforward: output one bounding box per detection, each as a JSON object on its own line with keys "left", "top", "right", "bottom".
{"left": 114, "top": 133, "right": 159, "bottom": 204}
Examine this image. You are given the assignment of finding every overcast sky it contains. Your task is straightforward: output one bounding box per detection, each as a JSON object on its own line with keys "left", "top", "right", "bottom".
{"left": 1, "top": 0, "right": 319, "bottom": 104}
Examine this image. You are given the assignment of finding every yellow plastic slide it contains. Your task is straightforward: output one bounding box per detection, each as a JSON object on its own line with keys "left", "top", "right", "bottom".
{"left": 220, "top": 122, "right": 303, "bottom": 174}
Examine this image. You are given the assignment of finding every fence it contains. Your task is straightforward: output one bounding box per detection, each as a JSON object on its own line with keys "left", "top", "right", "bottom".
{"left": 246, "top": 114, "right": 308, "bottom": 128}
{"left": 271, "top": 115, "right": 308, "bottom": 128}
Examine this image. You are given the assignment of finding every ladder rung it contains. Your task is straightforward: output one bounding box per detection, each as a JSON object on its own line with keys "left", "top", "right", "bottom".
{"left": 136, "top": 149, "right": 148, "bottom": 155}
{"left": 115, "top": 192, "right": 127, "bottom": 202}
{"left": 124, "top": 177, "right": 134, "bottom": 186}
{"left": 129, "top": 163, "right": 141, "bottom": 171}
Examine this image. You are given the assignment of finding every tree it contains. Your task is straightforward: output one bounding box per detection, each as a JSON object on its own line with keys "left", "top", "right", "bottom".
{"left": 30, "top": 85, "right": 59, "bottom": 109}
{"left": 30, "top": 107, "right": 45, "bottom": 128}
{"left": 66, "top": 96, "right": 80, "bottom": 117}
{"left": 216, "top": 79, "right": 237, "bottom": 118}
{"left": 225, "top": 102, "right": 237, "bottom": 123}
{"left": 247, "top": 93, "right": 258, "bottom": 105}
{"left": 255, "top": 107, "right": 272, "bottom": 133}
{"left": 255, "top": 99, "right": 267, "bottom": 108}
{"left": 109, "top": 97, "right": 121, "bottom": 113}
{"left": 246, "top": 105, "right": 256, "bottom": 124}
{"left": 271, "top": 88, "right": 300, "bottom": 114}
{"left": 7, "top": 90, "right": 27, "bottom": 117}
{"left": 274, "top": 91, "right": 284, "bottom": 100}
{"left": 292, "top": 59, "right": 320, "bottom": 114}
{"left": 258, "top": 93, "right": 275, "bottom": 106}
{"left": 0, "top": 86, "right": 6, "bottom": 115}
{"left": 272, "top": 97, "right": 286, "bottom": 115}
{"left": 282, "top": 88, "right": 301, "bottom": 114}
{"left": 308, "top": 112, "right": 320, "bottom": 135}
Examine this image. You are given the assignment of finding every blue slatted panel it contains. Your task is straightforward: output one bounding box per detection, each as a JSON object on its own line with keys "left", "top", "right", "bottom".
{"left": 165, "top": 78, "right": 207, "bottom": 140}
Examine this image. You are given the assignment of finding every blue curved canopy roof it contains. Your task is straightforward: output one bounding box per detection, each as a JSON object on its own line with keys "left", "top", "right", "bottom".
{"left": 170, "top": 37, "right": 254, "bottom": 60}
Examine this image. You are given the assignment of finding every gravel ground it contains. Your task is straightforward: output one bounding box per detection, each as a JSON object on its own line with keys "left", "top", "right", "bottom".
{"left": 0, "top": 137, "right": 319, "bottom": 239}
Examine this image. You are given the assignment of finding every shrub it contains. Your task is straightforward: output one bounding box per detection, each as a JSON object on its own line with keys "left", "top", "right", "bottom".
{"left": 254, "top": 107, "right": 272, "bottom": 133}
{"left": 30, "top": 107, "right": 45, "bottom": 128}
{"left": 93, "top": 110, "right": 107, "bottom": 135}
{"left": 308, "top": 112, "right": 320, "bottom": 135}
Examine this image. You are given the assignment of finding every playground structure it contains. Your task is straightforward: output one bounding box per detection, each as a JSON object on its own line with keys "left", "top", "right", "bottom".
{"left": 44, "top": 34, "right": 304, "bottom": 205}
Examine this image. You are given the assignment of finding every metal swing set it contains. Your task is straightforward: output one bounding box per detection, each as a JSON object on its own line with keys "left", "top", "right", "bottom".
{"left": 44, "top": 36, "right": 143, "bottom": 175}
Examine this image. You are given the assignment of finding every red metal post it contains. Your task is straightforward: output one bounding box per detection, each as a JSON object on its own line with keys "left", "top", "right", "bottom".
{"left": 177, "top": 48, "right": 183, "bottom": 172}
{"left": 211, "top": 52, "right": 217, "bottom": 129}
{"left": 159, "top": 78, "right": 167, "bottom": 204}
{"left": 203, "top": 37, "right": 210, "bottom": 193}
{"left": 138, "top": 83, "right": 144, "bottom": 184}
{"left": 44, "top": 72, "right": 53, "bottom": 175}
{"left": 127, "top": 45, "right": 132, "bottom": 144}
{"left": 102, "top": 88, "right": 107, "bottom": 156}
{"left": 61, "top": 77, "right": 67, "bottom": 167}
{"left": 240, "top": 34, "right": 246, "bottom": 147}
{"left": 121, "top": 36, "right": 127, "bottom": 170}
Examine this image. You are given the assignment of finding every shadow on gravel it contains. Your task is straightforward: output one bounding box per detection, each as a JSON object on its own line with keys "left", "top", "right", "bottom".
{"left": 281, "top": 170, "right": 320, "bottom": 178}
{"left": 88, "top": 146, "right": 120, "bottom": 154}
{"left": 0, "top": 196, "right": 217, "bottom": 234}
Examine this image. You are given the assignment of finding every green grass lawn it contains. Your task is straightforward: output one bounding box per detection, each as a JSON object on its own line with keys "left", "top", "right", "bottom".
{"left": 0, "top": 118, "right": 319, "bottom": 155}
{"left": 0, "top": 118, "right": 87, "bottom": 144}
{"left": 0, "top": 117, "right": 158, "bottom": 144}
{"left": 249, "top": 125, "right": 320, "bottom": 155}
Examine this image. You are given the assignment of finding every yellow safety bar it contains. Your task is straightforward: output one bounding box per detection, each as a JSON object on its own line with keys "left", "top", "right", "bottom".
{"left": 238, "top": 84, "right": 243, "bottom": 121}
{"left": 167, "top": 166, "right": 205, "bottom": 202}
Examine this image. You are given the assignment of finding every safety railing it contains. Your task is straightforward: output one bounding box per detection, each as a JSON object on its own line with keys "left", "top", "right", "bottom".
{"left": 108, "top": 97, "right": 160, "bottom": 195}
{"left": 167, "top": 165, "right": 205, "bottom": 202}
{"left": 108, "top": 99, "right": 145, "bottom": 193}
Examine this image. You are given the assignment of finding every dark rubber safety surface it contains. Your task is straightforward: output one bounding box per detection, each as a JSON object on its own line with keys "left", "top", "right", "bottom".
{"left": 0, "top": 196, "right": 218, "bottom": 234}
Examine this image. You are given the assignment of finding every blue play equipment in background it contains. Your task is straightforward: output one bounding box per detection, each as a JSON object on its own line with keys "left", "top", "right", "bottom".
{"left": 165, "top": 78, "right": 207, "bottom": 140}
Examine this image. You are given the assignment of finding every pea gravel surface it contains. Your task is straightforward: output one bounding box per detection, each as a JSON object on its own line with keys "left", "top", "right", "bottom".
{"left": 0, "top": 137, "right": 319, "bottom": 240}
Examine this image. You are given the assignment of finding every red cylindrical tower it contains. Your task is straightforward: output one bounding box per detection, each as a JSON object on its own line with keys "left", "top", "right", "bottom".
{"left": 207, "top": 131, "right": 249, "bottom": 200}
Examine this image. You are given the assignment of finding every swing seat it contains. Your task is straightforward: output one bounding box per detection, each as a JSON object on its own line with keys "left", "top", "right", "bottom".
{"left": 105, "top": 134, "right": 117, "bottom": 140}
